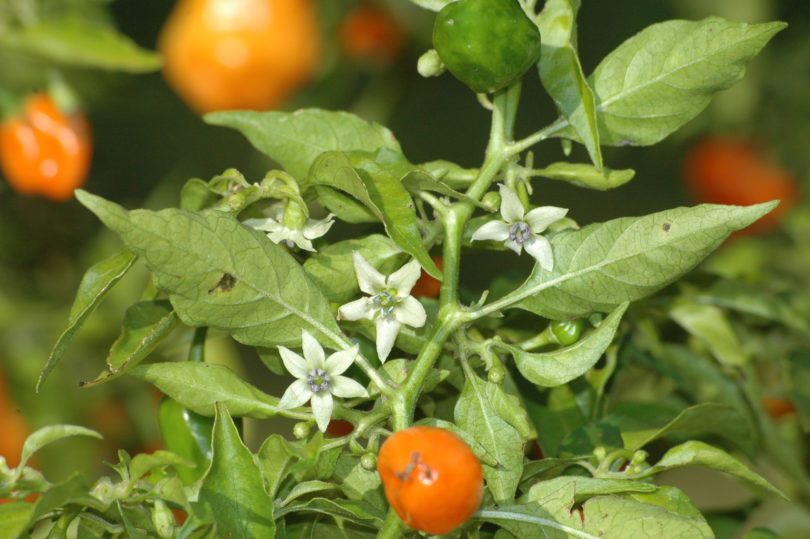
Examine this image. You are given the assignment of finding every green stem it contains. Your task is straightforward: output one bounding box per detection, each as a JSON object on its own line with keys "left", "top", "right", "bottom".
{"left": 389, "top": 84, "right": 521, "bottom": 432}
{"left": 188, "top": 327, "right": 208, "bottom": 363}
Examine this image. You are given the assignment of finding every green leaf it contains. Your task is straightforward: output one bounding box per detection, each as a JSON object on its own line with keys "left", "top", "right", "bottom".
{"left": 352, "top": 157, "right": 441, "bottom": 279}
{"left": 533, "top": 162, "right": 635, "bottom": 191}
{"left": 274, "top": 497, "right": 385, "bottom": 529}
{"left": 501, "top": 302, "right": 627, "bottom": 387}
{"left": 76, "top": 191, "right": 346, "bottom": 350}
{"left": 649, "top": 441, "right": 786, "bottom": 498}
{"left": 526, "top": 476, "right": 657, "bottom": 504}
{"left": 18, "top": 425, "right": 102, "bottom": 475}
{"left": 669, "top": 299, "right": 749, "bottom": 366}
{"left": 0, "top": 502, "right": 34, "bottom": 539}
{"left": 82, "top": 300, "right": 180, "bottom": 387}
{"left": 39, "top": 250, "right": 137, "bottom": 391}
{"left": 308, "top": 152, "right": 382, "bottom": 220}
{"left": 583, "top": 18, "right": 786, "bottom": 146}
{"left": 513, "top": 202, "right": 777, "bottom": 319}
{"left": 256, "top": 434, "right": 297, "bottom": 499}
{"left": 314, "top": 185, "right": 379, "bottom": 223}
{"left": 204, "top": 109, "right": 401, "bottom": 180}
{"left": 0, "top": 17, "right": 161, "bottom": 72}
{"left": 608, "top": 402, "right": 755, "bottom": 459}
{"left": 130, "top": 362, "right": 278, "bottom": 418}
{"left": 455, "top": 370, "right": 525, "bottom": 503}
{"left": 27, "top": 473, "right": 93, "bottom": 525}
{"left": 279, "top": 480, "right": 341, "bottom": 507}
{"left": 303, "top": 234, "right": 407, "bottom": 303}
{"left": 332, "top": 453, "right": 383, "bottom": 506}
{"left": 538, "top": 0, "right": 603, "bottom": 170}
{"left": 199, "top": 403, "right": 275, "bottom": 538}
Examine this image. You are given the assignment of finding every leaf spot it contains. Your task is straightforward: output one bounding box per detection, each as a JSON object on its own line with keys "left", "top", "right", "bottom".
{"left": 209, "top": 273, "right": 237, "bottom": 294}
{"left": 662, "top": 222, "right": 671, "bottom": 232}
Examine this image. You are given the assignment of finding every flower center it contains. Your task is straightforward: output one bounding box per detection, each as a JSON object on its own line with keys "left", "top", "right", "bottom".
{"left": 372, "top": 289, "right": 399, "bottom": 316}
{"left": 509, "top": 221, "right": 532, "bottom": 244}
{"left": 307, "top": 368, "right": 331, "bottom": 393}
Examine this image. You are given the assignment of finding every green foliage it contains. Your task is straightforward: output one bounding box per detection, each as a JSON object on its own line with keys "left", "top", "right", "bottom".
{"left": 7, "top": 2, "right": 804, "bottom": 538}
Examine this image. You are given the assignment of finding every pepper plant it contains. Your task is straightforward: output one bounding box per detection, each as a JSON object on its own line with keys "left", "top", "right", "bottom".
{"left": 1, "top": 0, "right": 798, "bottom": 537}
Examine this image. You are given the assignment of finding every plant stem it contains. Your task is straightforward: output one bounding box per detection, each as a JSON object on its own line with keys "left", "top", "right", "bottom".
{"left": 389, "top": 84, "right": 521, "bottom": 432}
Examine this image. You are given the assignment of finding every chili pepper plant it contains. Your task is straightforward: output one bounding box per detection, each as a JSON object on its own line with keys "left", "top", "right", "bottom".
{"left": 2, "top": 0, "right": 803, "bottom": 537}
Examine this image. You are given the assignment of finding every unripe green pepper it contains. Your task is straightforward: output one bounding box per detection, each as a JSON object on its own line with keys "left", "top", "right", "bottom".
{"left": 549, "top": 318, "right": 585, "bottom": 346}
{"left": 432, "top": 0, "right": 541, "bottom": 93}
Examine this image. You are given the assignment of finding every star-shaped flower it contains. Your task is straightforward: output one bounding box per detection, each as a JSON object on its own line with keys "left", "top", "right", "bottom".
{"left": 276, "top": 330, "right": 368, "bottom": 432}
{"left": 243, "top": 203, "right": 334, "bottom": 252}
{"left": 338, "top": 253, "right": 427, "bottom": 362}
{"left": 471, "top": 184, "right": 567, "bottom": 271}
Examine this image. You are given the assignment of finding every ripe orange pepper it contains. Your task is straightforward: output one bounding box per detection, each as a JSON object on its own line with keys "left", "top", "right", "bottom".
{"left": 0, "top": 93, "right": 92, "bottom": 202}
{"left": 338, "top": 3, "right": 405, "bottom": 66}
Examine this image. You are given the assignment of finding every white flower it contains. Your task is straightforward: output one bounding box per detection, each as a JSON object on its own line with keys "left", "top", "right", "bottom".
{"left": 338, "top": 252, "right": 427, "bottom": 362}
{"left": 243, "top": 203, "right": 334, "bottom": 252}
{"left": 470, "top": 184, "right": 567, "bottom": 271}
{"left": 276, "top": 330, "right": 368, "bottom": 432}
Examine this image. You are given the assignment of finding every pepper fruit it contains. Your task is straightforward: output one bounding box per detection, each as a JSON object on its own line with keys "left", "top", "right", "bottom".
{"left": 549, "top": 318, "right": 585, "bottom": 346}
{"left": 432, "top": 0, "right": 541, "bottom": 93}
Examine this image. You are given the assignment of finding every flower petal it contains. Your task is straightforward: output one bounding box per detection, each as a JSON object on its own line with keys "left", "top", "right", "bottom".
{"left": 471, "top": 221, "right": 511, "bottom": 243}
{"left": 278, "top": 346, "right": 309, "bottom": 379}
{"left": 352, "top": 252, "right": 386, "bottom": 295}
{"left": 388, "top": 259, "right": 422, "bottom": 296}
{"left": 266, "top": 228, "right": 294, "bottom": 245}
{"left": 395, "top": 296, "right": 427, "bottom": 328}
{"left": 303, "top": 214, "right": 335, "bottom": 239}
{"left": 324, "top": 345, "right": 359, "bottom": 376}
{"left": 338, "top": 297, "right": 376, "bottom": 321}
{"left": 301, "top": 330, "right": 325, "bottom": 369}
{"left": 330, "top": 375, "right": 369, "bottom": 399}
{"left": 525, "top": 206, "right": 568, "bottom": 234}
{"left": 311, "top": 391, "right": 334, "bottom": 432}
{"left": 375, "top": 317, "right": 401, "bottom": 362}
{"left": 503, "top": 238, "right": 524, "bottom": 255}
{"left": 277, "top": 379, "right": 312, "bottom": 410}
{"left": 499, "top": 183, "right": 525, "bottom": 223}
{"left": 524, "top": 235, "right": 554, "bottom": 271}
{"left": 287, "top": 229, "right": 315, "bottom": 252}
{"left": 243, "top": 217, "right": 283, "bottom": 233}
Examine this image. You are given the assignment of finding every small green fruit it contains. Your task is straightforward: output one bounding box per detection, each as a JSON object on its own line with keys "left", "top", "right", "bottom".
{"left": 433, "top": 0, "right": 541, "bottom": 93}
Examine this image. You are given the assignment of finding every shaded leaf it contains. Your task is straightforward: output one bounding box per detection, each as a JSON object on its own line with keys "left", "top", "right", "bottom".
{"left": 502, "top": 302, "right": 627, "bottom": 387}
{"left": 18, "top": 425, "right": 102, "bottom": 475}
{"left": 669, "top": 299, "right": 749, "bottom": 366}
{"left": 538, "top": 0, "right": 603, "bottom": 169}
{"left": 534, "top": 162, "right": 635, "bottom": 191}
{"left": 82, "top": 300, "right": 180, "bottom": 387}
{"left": 199, "top": 403, "right": 275, "bottom": 538}
{"left": 39, "top": 250, "right": 137, "bottom": 391}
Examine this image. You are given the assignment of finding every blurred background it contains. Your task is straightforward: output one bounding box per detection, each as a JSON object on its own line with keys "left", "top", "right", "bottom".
{"left": 1, "top": 0, "right": 809, "bottom": 529}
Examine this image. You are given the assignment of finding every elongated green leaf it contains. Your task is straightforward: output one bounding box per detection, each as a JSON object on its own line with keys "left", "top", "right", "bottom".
{"left": 486, "top": 481, "right": 713, "bottom": 538}
{"left": 669, "top": 299, "right": 749, "bottom": 366}
{"left": 695, "top": 279, "right": 810, "bottom": 331}
{"left": 0, "top": 17, "right": 161, "bottom": 72}
{"left": 513, "top": 202, "right": 777, "bottom": 319}
{"left": 0, "top": 502, "right": 34, "bottom": 539}
{"left": 649, "top": 441, "right": 785, "bottom": 498}
{"left": 39, "top": 250, "right": 137, "bottom": 391}
{"left": 82, "top": 300, "right": 180, "bottom": 387}
{"left": 534, "top": 162, "right": 635, "bottom": 190}
{"left": 130, "top": 362, "right": 277, "bottom": 418}
{"left": 583, "top": 18, "right": 786, "bottom": 146}
{"left": 274, "top": 497, "right": 385, "bottom": 529}
{"left": 18, "top": 425, "right": 102, "bottom": 475}
{"left": 76, "top": 190, "right": 345, "bottom": 350}
{"left": 204, "top": 109, "right": 401, "bottom": 180}
{"left": 256, "top": 435, "right": 297, "bottom": 499}
{"left": 502, "top": 302, "right": 627, "bottom": 387}
{"left": 609, "top": 402, "right": 754, "bottom": 458}
{"left": 199, "top": 403, "right": 275, "bottom": 538}
{"left": 308, "top": 152, "right": 382, "bottom": 220}
{"left": 455, "top": 371, "right": 525, "bottom": 503}
{"left": 353, "top": 157, "right": 441, "bottom": 279}
{"left": 538, "top": 0, "right": 603, "bottom": 170}
{"left": 527, "top": 476, "right": 657, "bottom": 503}
{"left": 303, "top": 235, "right": 408, "bottom": 303}
{"left": 28, "top": 473, "right": 92, "bottom": 524}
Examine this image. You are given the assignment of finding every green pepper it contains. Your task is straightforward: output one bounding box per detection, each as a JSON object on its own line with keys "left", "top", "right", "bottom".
{"left": 432, "top": 0, "right": 541, "bottom": 93}
{"left": 549, "top": 318, "right": 585, "bottom": 346}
